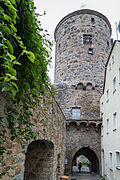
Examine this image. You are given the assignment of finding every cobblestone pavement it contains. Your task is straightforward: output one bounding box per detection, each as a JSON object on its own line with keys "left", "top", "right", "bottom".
{"left": 70, "top": 165, "right": 100, "bottom": 180}
{"left": 71, "top": 173, "right": 100, "bottom": 180}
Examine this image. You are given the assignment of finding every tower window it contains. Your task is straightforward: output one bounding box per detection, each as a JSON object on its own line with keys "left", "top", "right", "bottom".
{"left": 91, "top": 18, "right": 95, "bottom": 24}
{"left": 107, "top": 41, "right": 109, "bottom": 47}
{"left": 83, "top": 34, "right": 92, "bottom": 44}
{"left": 88, "top": 48, "right": 94, "bottom": 55}
{"left": 72, "top": 107, "right": 80, "bottom": 120}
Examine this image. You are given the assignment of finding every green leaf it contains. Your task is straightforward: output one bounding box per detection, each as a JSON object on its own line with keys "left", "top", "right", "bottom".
{"left": 8, "top": 53, "right": 16, "bottom": 60}
{"left": 6, "top": 40, "right": 14, "bottom": 54}
{"left": 2, "top": 86, "right": 10, "bottom": 92}
{"left": 3, "top": 14, "right": 11, "bottom": 22}
{"left": 12, "top": 82, "right": 19, "bottom": 92}
{"left": 9, "top": 68, "right": 16, "bottom": 76}
{"left": 0, "top": 77, "right": 4, "bottom": 81}
{"left": 13, "top": 61, "right": 21, "bottom": 65}
{"left": 23, "top": 50, "right": 35, "bottom": 63}
{"left": 4, "top": 77, "right": 10, "bottom": 82}
{"left": 11, "top": 88, "right": 17, "bottom": 99}
{"left": 10, "top": 0, "right": 16, "bottom": 5}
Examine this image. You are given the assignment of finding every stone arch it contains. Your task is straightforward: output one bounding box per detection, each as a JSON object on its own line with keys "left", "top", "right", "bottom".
{"left": 72, "top": 147, "right": 99, "bottom": 173}
{"left": 24, "top": 140, "right": 54, "bottom": 180}
{"left": 86, "top": 82, "right": 92, "bottom": 90}
{"left": 69, "top": 121, "right": 78, "bottom": 130}
{"left": 88, "top": 122, "right": 96, "bottom": 128}
{"left": 77, "top": 82, "right": 83, "bottom": 90}
{"left": 79, "top": 122, "right": 87, "bottom": 127}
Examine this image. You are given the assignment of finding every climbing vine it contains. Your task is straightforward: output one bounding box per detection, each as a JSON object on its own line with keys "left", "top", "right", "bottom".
{"left": 0, "top": 0, "right": 54, "bottom": 177}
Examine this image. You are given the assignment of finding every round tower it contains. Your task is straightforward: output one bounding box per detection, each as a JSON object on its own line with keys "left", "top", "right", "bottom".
{"left": 54, "top": 9, "right": 112, "bottom": 120}
{"left": 54, "top": 9, "right": 111, "bottom": 86}
{"left": 54, "top": 9, "right": 112, "bottom": 175}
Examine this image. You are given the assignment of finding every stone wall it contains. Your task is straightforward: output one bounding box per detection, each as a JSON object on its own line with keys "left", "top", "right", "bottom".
{"left": 55, "top": 82, "right": 101, "bottom": 120}
{"left": 0, "top": 91, "right": 66, "bottom": 180}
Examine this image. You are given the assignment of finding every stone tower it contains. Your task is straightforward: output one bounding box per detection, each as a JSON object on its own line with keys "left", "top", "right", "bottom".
{"left": 54, "top": 9, "right": 112, "bottom": 175}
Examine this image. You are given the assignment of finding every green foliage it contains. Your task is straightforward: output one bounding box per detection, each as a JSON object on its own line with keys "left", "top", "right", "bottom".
{"left": 0, "top": 0, "right": 54, "bottom": 178}
{"left": 82, "top": 161, "right": 88, "bottom": 165}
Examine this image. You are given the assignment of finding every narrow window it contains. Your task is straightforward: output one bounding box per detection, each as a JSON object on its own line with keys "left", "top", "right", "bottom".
{"left": 100, "top": 102, "right": 103, "bottom": 118}
{"left": 113, "top": 112, "right": 117, "bottom": 131}
{"left": 116, "top": 151, "right": 120, "bottom": 169}
{"left": 91, "top": 18, "right": 95, "bottom": 24}
{"left": 88, "top": 48, "right": 94, "bottom": 55}
{"left": 83, "top": 34, "right": 92, "bottom": 44}
{"left": 106, "top": 89, "right": 109, "bottom": 102}
{"left": 109, "top": 63, "right": 111, "bottom": 71}
{"left": 112, "top": 55, "right": 114, "bottom": 64}
{"left": 107, "top": 41, "right": 109, "bottom": 47}
{"left": 72, "top": 108, "right": 80, "bottom": 120}
{"left": 109, "top": 152, "right": 113, "bottom": 170}
{"left": 101, "top": 125, "right": 104, "bottom": 136}
{"left": 106, "top": 119, "right": 109, "bottom": 134}
{"left": 113, "top": 77, "right": 116, "bottom": 93}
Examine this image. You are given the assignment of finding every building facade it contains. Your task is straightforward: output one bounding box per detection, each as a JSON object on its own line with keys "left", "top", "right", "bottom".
{"left": 100, "top": 41, "right": 120, "bottom": 180}
{"left": 54, "top": 9, "right": 112, "bottom": 175}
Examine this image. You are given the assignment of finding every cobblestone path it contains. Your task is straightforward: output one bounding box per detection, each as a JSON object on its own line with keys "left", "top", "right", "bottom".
{"left": 70, "top": 165, "right": 100, "bottom": 180}
{"left": 71, "top": 173, "right": 100, "bottom": 180}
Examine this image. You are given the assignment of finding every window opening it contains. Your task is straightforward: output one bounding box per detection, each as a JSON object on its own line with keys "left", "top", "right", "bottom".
{"left": 91, "top": 18, "right": 95, "bottom": 24}
{"left": 113, "top": 112, "right": 117, "bottom": 131}
{"left": 88, "top": 48, "right": 94, "bottom": 55}
{"left": 83, "top": 34, "right": 92, "bottom": 44}
{"left": 109, "top": 152, "right": 113, "bottom": 170}
{"left": 72, "top": 108, "right": 80, "bottom": 120}
{"left": 106, "top": 89, "right": 109, "bottom": 102}
{"left": 113, "top": 77, "right": 116, "bottom": 93}
{"left": 116, "top": 151, "right": 120, "bottom": 169}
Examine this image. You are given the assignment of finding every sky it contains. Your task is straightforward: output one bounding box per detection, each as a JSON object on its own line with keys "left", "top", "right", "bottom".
{"left": 34, "top": 0, "right": 120, "bottom": 83}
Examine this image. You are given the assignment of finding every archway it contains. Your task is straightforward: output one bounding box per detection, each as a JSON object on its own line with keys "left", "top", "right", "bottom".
{"left": 72, "top": 147, "right": 99, "bottom": 174}
{"left": 24, "top": 140, "right": 54, "bottom": 180}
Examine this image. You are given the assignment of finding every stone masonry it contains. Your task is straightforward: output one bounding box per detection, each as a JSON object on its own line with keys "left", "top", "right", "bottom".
{"left": 0, "top": 90, "right": 66, "bottom": 180}
{"left": 54, "top": 9, "right": 112, "bottom": 175}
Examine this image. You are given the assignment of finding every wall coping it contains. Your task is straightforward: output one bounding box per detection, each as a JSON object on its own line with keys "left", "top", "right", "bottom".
{"left": 54, "top": 9, "right": 112, "bottom": 41}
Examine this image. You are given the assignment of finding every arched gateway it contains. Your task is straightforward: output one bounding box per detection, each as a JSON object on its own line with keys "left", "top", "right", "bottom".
{"left": 24, "top": 140, "right": 54, "bottom": 180}
{"left": 72, "top": 147, "right": 99, "bottom": 173}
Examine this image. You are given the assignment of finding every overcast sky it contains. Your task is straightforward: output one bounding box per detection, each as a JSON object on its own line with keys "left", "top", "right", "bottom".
{"left": 34, "top": 0, "right": 120, "bottom": 82}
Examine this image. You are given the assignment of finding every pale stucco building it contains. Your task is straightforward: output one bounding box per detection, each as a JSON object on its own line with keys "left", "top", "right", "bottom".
{"left": 100, "top": 40, "right": 120, "bottom": 180}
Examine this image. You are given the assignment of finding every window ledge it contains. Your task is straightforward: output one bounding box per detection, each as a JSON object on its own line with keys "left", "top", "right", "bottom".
{"left": 116, "top": 166, "right": 120, "bottom": 170}
{"left": 109, "top": 167, "right": 113, "bottom": 171}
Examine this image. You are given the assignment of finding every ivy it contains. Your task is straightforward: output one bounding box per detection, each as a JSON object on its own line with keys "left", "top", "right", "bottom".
{"left": 0, "top": 0, "right": 54, "bottom": 178}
